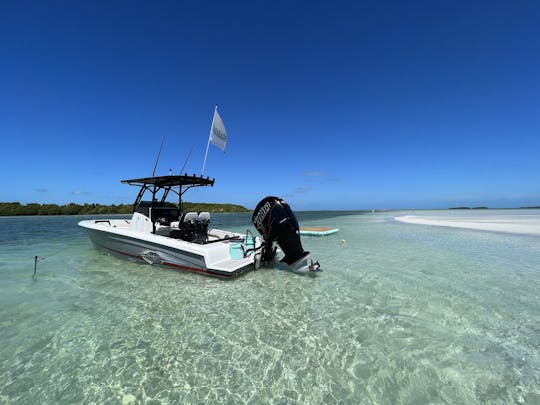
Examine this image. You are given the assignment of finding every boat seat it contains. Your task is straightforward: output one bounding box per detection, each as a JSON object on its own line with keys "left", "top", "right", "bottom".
{"left": 198, "top": 211, "right": 210, "bottom": 224}
{"left": 197, "top": 212, "right": 211, "bottom": 243}
{"left": 183, "top": 212, "right": 198, "bottom": 224}
{"left": 179, "top": 212, "right": 199, "bottom": 242}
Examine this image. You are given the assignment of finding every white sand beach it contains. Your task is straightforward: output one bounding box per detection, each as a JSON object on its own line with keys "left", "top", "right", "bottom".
{"left": 395, "top": 213, "right": 540, "bottom": 236}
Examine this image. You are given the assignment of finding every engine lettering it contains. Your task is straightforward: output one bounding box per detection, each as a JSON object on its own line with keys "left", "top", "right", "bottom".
{"left": 253, "top": 201, "right": 272, "bottom": 230}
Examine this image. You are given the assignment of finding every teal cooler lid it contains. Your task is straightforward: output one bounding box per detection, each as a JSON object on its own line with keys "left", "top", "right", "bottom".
{"left": 230, "top": 243, "right": 244, "bottom": 260}
{"left": 229, "top": 236, "right": 256, "bottom": 259}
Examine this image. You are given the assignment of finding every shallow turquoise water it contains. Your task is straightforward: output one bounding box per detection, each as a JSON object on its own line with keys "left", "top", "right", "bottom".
{"left": 1, "top": 211, "right": 539, "bottom": 403}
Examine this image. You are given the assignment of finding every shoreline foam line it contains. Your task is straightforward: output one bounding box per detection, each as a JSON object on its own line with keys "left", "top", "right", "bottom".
{"left": 394, "top": 215, "right": 540, "bottom": 236}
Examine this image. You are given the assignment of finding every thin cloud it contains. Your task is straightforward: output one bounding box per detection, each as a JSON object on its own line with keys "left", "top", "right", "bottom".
{"left": 303, "top": 170, "right": 343, "bottom": 183}
{"left": 294, "top": 186, "right": 313, "bottom": 194}
{"left": 35, "top": 188, "right": 48, "bottom": 193}
{"left": 302, "top": 171, "right": 326, "bottom": 177}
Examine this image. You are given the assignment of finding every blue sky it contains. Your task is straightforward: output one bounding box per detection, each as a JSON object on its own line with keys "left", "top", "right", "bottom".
{"left": 1, "top": 1, "right": 539, "bottom": 210}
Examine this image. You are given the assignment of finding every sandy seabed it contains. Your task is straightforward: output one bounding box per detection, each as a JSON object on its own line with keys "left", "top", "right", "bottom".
{"left": 395, "top": 213, "right": 540, "bottom": 236}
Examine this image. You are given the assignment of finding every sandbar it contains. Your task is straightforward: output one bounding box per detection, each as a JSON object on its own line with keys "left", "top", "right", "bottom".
{"left": 395, "top": 214, "right": 540, "bottom": 236}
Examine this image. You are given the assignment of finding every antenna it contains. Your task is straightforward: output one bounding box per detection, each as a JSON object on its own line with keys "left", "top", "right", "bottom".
{"left": 180, "top": 144, "right": 195, "bottom": 174}
{"left": 152, "top": 132, "right": 166, "bottom": 177}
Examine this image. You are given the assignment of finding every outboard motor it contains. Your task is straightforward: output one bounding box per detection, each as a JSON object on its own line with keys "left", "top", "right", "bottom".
{"left": 252, "top": 196, "right": 321, "bottom": 274}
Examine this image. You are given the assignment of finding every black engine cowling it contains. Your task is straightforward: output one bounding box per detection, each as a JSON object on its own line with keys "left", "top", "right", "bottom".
{"left": 252, "top": 196, "right": 309, "bottom": 266}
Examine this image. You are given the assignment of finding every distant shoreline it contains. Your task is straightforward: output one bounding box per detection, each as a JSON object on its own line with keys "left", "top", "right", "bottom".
{"left": 1, "top": 202, "right": 538, "bottom": 216}
{"left": 0, "top": 202, "right": 250, "bottom": 216}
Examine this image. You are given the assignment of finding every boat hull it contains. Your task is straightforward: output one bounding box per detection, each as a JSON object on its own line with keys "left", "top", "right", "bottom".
{"left": 79, "top": 221, "right": 254, "bottom": 279}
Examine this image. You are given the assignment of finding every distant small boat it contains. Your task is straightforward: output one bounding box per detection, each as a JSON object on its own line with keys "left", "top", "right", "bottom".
{"left": 300, "top": 227, "right": 339, "bottom": 236}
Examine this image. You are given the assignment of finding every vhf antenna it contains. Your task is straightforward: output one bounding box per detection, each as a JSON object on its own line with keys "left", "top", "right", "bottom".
{"left": 179, "top": 144, "right": 195, "bottom": 175}
{"left": 152, "top": 132, "right": 166, "bottom": 177}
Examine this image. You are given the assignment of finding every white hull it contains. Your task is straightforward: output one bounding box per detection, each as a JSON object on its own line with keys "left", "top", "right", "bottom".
{"left": 79, "top": 218, "right": 261, "bottom": 278}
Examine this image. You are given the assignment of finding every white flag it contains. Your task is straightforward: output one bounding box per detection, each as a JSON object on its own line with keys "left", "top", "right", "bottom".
{"left": 209, "top": 109, "right": 227, "bottom": 152}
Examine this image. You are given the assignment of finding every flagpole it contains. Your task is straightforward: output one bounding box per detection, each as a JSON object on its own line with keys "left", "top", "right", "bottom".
{"left": 201, "top": 105, "right": 218, "bottom": 176}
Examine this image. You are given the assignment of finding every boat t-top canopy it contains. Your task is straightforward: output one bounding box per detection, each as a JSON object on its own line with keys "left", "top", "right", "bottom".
{"left": 121, "top": 174, "right": 215, "bottom": 212}
{"left": 121, "top": 174, "right": 215, "bottom": 188}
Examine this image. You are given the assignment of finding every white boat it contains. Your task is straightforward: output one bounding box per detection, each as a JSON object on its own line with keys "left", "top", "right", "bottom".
{"left": 79, "top": 176, "right": 321, "bottom": 278}
{"left": 79, "top": 108, "right": 321, "bottom": 277}
{"left": 79, "top": 174, "right": 263, "bottom": 278}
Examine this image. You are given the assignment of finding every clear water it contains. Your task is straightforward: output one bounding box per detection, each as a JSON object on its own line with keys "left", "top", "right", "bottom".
{"left": 1, "top": 211, "right": 540, "bottom": 404}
